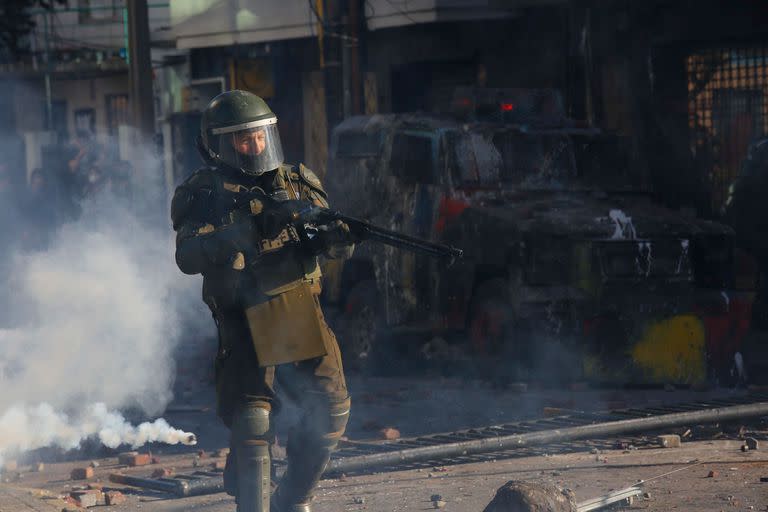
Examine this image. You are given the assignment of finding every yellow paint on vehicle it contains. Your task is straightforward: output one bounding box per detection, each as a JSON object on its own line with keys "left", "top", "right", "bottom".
{"left": 631, "top": 315, "right": 706, "bottom": 385}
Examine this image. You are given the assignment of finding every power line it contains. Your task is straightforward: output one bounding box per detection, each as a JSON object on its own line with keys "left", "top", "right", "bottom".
{"left": 381, "top": 0, "right": 418, "bottom": 24}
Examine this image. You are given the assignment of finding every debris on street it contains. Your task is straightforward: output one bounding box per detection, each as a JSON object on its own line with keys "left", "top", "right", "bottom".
{"left": 482, "top": 480, "right": 577, "bottom": 512}
{"left": 657, "top": 434, "right": 682, "bottom": 448}
{"left": 70, "top": 467, "right": 94, "bottom": 480}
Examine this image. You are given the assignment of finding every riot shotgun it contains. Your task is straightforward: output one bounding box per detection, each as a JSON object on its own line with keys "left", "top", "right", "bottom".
{"left": 252, "top": 196, "right": 464, "bottom": 262}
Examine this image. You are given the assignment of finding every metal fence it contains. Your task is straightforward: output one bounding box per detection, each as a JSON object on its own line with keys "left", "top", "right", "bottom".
{"left": 687, "top": 46, "right": 768, "bottom": 213}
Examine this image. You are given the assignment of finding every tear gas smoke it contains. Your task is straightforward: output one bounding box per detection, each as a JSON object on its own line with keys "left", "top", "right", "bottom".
{"left": 0, "top": 153, "right": 211, "bottom": 463}
{"left": 0, "top": 403, "right": 196, "bottom": 466}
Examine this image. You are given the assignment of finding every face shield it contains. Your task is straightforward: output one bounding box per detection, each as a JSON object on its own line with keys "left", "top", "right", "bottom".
{"left": 211, "top": 117, "right": 284, "bottom": 176}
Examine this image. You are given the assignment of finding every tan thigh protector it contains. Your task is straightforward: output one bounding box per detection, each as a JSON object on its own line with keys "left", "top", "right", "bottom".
{"left": 244, "top": 282, "right": 329, "bottom": 367}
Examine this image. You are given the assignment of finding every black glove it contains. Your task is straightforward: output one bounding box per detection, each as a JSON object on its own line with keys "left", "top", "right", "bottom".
{"left": 200, "top": 219, "right": 253, "bottom": 266}
{"left": 305, "top": 220, "right": 357, "bottom": 257}
{"left": 258, "top": 199, "right": 307, "bottom": 239}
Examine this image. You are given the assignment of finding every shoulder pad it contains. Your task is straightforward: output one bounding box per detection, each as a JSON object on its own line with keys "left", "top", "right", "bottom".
{"left": 181, "top": 167, "right": 219, "bottom": 189}
{"left": 171, "top": 168, "right": 217, "bottom": 229}
{"left": 170, "top": 186, "right": 196, "bottom": 230}
{"left": 297, "top": 163, "right": 327, "bottom": 198}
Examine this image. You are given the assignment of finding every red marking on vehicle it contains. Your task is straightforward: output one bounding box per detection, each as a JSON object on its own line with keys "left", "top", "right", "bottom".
{"left": 435, "top": 196, "right": 469, "bottom": 233}
{"left": 696, "top": 296, "right": 753, "bottom": 372}
{"left": 500, "top": 102, "right": 515, "bottom": 112}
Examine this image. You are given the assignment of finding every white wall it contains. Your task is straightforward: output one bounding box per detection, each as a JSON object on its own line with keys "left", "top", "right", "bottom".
{"left": 171, "top": 0, "right": 316, "bottom": 49}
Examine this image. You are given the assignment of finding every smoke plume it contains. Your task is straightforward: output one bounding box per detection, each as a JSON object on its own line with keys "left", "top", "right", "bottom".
{"left": 0, "top": 403, "right": 196, "bottom": 463}
{"left": 0, "top": 181, "right": 209, "bottom": 464}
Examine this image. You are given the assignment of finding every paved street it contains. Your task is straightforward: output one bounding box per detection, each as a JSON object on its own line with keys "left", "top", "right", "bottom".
{"left": 1, "top": 379, "right": 766, "bottom": 511}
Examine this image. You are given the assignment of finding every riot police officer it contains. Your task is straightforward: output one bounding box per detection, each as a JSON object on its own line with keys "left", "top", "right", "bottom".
{"left": 171, "top": 90, "right": 353, "bottom": 512}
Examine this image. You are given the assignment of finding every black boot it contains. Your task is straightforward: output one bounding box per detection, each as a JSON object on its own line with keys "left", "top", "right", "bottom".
{"left": 270, "top": 443, "right": 332, "bottom": 512}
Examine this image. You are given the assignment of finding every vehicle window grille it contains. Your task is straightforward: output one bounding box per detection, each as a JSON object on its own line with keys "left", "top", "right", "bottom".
{"left": 687, "top": 46, "right": 768, "bottom": 213}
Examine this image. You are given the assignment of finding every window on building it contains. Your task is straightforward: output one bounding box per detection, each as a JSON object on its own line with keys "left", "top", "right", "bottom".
{"left": 389, "top": 133, "right": 434, "bottom": 184}
{"left": 79, "top": 0, "right": 122, "bottom": 23}
{"left": 106, "top": 94, "right": 130, "bottom": 135}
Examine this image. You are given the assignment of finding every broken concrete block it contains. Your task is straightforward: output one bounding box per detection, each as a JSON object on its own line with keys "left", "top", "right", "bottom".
{"left": 707, "top": 470, "right": 719, "bottom": 478}
{"left": 70, "top": 467, "right": 94, "bottom": 480}
{"left": 657, "top": 435, "right": 681, "bottom": 448}
{"left": 70, "top": 489, "right": 101, "bottom": 508}
{"left": 380, "top": 427, "right": 401, "bottom": 440}
{"left": 482, "top": 481, "right": 577, "bottom": 512}
{"left": 210, "top": 461, "right": 226, "bottom": 471}
{"left": 151, "top": 467, "right": 175, "bottom": 478}
{"left": 433, "top": 499, "right": 447, "bottom": 509}
{"left": 105, "top": 490, "right": 126, "bottom": 506}
{"left": 88, "top": 461, "right": 99, "bottom": 468}
{"left": 214, "top": 448, "right": 231, "bottom": 458}
{"left": 745, "top": 437, "right": 759, "bottom": 450}
{"left": 118, "top": 452, "right": 151, "bottom": 467}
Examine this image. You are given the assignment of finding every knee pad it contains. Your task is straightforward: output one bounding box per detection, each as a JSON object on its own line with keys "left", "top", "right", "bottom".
{"left": 296, "top": 396, "right": 350, "bottom": 448}
{"left": 232, "top": 404, "right": 272, "bottom": 444}
{"left": 326, "top": 397, "right": 351, "bottom": 444}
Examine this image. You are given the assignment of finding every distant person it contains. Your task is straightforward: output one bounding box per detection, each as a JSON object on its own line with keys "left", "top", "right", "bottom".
{"left": 65, "top": 130, "right": 103, "bottom": 200}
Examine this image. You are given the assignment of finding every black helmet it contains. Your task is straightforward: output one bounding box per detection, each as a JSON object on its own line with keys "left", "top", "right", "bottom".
{"left": 200, "top": 90, "right": 284, "bottom": 176}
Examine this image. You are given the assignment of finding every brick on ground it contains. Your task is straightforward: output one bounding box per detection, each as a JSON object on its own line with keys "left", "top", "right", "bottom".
{"left": 70, "top": 467, "right": 94, "bottom": 480}
{"left": 118, "top": 452, "right": 151, "bottom": 467}
{"left": 71, "top": 489, "right": 102, "bottom": 508}
{"left": 380, "top": 427, "right": 401, "bottom": 440}
{"left": 657, "top": 435, "right": 682, "bottom": 448}
{"left": 152, "top": 467, "right": 175, "bottom": 478}
{"left": 105, "top": 490, "right": 126, "bottom": 506}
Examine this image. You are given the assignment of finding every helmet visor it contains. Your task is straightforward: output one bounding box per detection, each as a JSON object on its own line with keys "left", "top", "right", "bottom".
{"left": 213, "top": 119, "right": 284, "bottom": 175}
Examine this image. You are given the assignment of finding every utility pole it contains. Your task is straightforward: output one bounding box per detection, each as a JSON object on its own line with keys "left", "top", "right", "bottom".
{"left": 126, "top": 0, "right": 155, "bottom": 140}
{"left": 323, "top": 1, "right": 344, "bottom": 138}
{"left": 348, "top": 0, "right": 362, "bottom": 115}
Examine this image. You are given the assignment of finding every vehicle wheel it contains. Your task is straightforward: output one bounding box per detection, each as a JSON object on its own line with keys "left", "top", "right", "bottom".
{"left": 468, "top": 278, "right": 522, "bottom": 381}
{"left": 335, "top": 280, "right": 382, "bottom": 372}
{"left": 469, "top": 279, "right": 512, "bottom": 355}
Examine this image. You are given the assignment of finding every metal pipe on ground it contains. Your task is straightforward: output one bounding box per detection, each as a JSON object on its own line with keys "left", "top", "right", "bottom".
{"left": 327, "top": 401, "right": 768, "bottom": 474}
{"left": 576, "top": 485, "right": 643, "bottom": 512}
{"left": 109, "top": 473, "right": 224, "bottom": 497}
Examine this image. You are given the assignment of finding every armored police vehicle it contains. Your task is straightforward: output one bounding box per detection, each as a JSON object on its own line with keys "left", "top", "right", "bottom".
{"left": 323, "top": 88, "right": 755, "bottom": 385}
